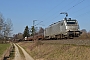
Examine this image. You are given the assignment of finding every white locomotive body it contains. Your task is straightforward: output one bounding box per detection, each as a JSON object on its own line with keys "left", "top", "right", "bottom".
{"left": 44, "top": 18, "right": 81, "bottom": 39}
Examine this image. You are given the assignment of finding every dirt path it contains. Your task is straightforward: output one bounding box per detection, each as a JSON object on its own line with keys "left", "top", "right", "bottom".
{"left": 13, "top": 43, "right": 22, "bottom": 60}
{"left": 17, "top": 44, "right": 34, "bottom": 60}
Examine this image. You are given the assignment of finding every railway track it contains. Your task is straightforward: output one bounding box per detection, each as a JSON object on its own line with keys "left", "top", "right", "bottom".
{"left": 22, "top": 39, "right": 90, "bottom": 46}
{"left": 41, "top": 39, "right": 90, "bottom": 46}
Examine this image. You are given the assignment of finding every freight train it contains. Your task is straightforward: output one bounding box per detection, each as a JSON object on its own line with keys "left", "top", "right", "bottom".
{"left": 26, "top": 13, "right": 82, "bottom": 40}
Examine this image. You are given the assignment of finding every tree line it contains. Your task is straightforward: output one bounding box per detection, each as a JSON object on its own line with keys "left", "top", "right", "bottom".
{"left": 13, "top": 26, "right": 90, "bottom": 40}
{"left": 0, "top": 13, "right": 13, "bottom": 40}
{"left": 13, "top": 26, "right": 44, "bottom": 40}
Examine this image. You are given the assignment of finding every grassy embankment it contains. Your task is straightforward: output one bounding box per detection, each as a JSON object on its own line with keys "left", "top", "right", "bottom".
{"left": 18, "top": 33, "right": 90, "bottom": 60}
{"left": 18, "top": 41, "right": 90, "bottom": 60}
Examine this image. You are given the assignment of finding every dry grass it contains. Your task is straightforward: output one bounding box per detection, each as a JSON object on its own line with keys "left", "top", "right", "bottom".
{"left": 18, "top": 41, "right": 90, "bottom": 60}
{"left": 77, "top": 32, "right": 90, "bottom": 40}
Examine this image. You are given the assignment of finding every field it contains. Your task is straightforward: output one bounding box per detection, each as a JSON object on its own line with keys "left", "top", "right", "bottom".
{"left": 18, "top": 39, "right": 90, "bottom": 60}
{"left": 0, "top": 43, "right": 10, "bottom": 57}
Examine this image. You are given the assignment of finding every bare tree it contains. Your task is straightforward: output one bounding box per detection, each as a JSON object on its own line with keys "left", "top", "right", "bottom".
{"left": 3, "top": 18, "right": 13, "bottom": 37}
{"left": 81, "top": 29, "right": 87, "bottom": 33}
{"left": 17, "top": 33, "right": 23, "bottom": 39}
{"left": 38, "top": 27, "right": 44, "bottom": 34}
{"left": 0, "top": 13, "right": 13, "bottom": 43}
{"left": 0, "top": 13, "right": 5, "bottom": 38}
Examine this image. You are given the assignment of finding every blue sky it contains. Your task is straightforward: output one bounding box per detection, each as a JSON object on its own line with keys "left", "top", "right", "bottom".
{"left": 0, "top": 0, "right": 90, "bottom": 34}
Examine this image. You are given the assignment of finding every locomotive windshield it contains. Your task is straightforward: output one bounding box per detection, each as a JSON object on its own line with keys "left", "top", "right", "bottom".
{"left": 66, "top": 20, "right": 76, "bottom": 24}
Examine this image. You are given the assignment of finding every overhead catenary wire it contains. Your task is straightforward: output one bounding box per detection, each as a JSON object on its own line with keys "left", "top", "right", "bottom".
{"left": 39, "top": 0, "right": 85, "bottom": 22}
{"left": 62, "top": 0, "right": 90, "bottom": 22}
{"left": 39, "top": 0, "right": 88, "bottom": 28}
{"left": 72, "top": 4, "right": 90, "bottom": 15}
{"left": 66, "top": 0, "right": 85, "bottom": 12}
{"left": 40, "top": 0, "right": 89, "bottom": 31}
{"left": 74, "top": 10, "right": 90, "bottom": 18}
{"left": 38, "top": 0, "right": 65, "bottom": 20}
{"left": 49, "top": 0, "right": 87, "bottom": 22}
{"left": 50, "top": 14, "right": 60, "bottom": 21}
{"left": 44, "top": 0, "right": 76, "bottom": 21}
{"left": 49, "top": 0, "right": 85, "bottom": 21}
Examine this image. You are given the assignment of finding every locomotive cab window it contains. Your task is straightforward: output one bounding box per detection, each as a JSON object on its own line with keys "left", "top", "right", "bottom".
{"left": 66, "top": 20, "right": 76, "bottom": 24}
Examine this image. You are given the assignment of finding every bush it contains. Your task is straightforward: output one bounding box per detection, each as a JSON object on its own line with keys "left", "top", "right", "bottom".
{"left": 78, "top": 32, "right": 90, "bottom": 39}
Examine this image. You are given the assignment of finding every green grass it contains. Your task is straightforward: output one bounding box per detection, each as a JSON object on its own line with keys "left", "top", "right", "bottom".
{"left": 0, "top": 43, "right": 10, "bottom": 57}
